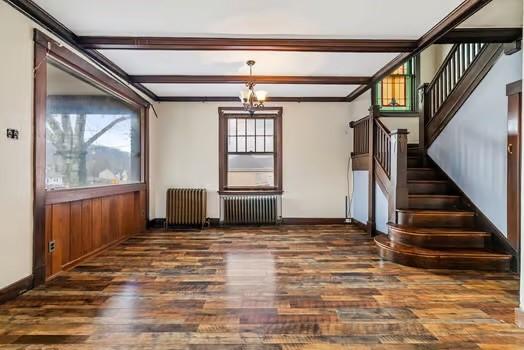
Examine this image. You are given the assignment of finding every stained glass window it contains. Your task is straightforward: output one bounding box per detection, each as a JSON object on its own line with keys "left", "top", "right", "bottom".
{"left": 375, "top": 57, "right": 416, "bottom": 112}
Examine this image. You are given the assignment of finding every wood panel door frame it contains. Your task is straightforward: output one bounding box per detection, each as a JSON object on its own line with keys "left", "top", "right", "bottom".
{"left": 507, "top": 80, "right": 522, "bottom": 253}
{"left": 33, "top": 30, "right": 150, "bottom": 286}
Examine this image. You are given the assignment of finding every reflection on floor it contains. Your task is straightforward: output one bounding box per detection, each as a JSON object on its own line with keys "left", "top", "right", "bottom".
{"left": 0, "top": 225, "right": 523, "bottom": 349}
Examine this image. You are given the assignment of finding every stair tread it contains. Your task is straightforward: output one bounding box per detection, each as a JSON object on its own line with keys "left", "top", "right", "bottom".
{"left": 408, "top": 180, "right": 448, "bottom": 183}
{"left": 388, "top": 223, "right": 490, "bottom": 236}
{"left": 397, "top": 209, "right": 475, "bottom": 216}
{"left": 408, "top": 194, "right": 460, "bottom": 198}
{"left": 375, "top": 235, "right": 511, "bottom": 259}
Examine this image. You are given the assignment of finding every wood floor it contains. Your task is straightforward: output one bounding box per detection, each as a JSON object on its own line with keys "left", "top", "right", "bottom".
{"left": 1, "top": 225, "right": 523, "bottom": 349}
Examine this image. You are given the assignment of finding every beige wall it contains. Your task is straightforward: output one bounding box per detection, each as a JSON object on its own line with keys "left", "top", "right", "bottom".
{"left": 0, "top": 2, "right": 154, "bottom": 289}
{"left": 380, "top": 117, "right": 419, "bottom": 144}
{"left": 0, "top": 1, "right": 34, "bottom": 289}
{"left": 420, "top": 44, "right": 453, "bottom": 85}
{"left": 149, "top": 101, "right": 357, "bottom": 219}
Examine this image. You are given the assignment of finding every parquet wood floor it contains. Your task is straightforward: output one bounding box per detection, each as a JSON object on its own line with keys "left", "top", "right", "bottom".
{"left": 0, "top": 225, "right": 523, "bottom": 349}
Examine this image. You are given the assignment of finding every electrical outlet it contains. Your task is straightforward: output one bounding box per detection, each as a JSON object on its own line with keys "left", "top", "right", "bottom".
{"left": 48, "top": 240, "right": 56, "bottom": 253}
{"left": 6, "top": 129, "right": 19, "bottom": 140}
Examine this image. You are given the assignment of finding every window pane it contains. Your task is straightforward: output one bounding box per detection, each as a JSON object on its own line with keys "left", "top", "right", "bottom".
{"left": 246, "top": 136, "right": 255, "bottom": 152}
{"left": 237, "top": 136, "right": 246, "bottom": 152}
{"left": 237, "top": 119, "right": 246, "bottom": 135}
{"left": 265, "top": 119, "right": 274, "bottom": 135}
{"left": 228, "top": 118, "right": 237, "bottom": 136}
{"left": 45, "top": 62, "right": 140, "bottom": 190}
{"left": 228, "top": 136, "right": 236, "bottom": 152}
{"left": 256, "top": 119, "right": 265, "bottom": 135}
{"left": 265, "top": 136, "right": 274, "bottom": 152}
{"left": 246, "top": 119, "right": 255, "bottom": 136}
{"left": 227, "top": 154, "right": 274, "bottom": 187}
{"left": 255, "top": 136, "right": 265, "bottom": 152}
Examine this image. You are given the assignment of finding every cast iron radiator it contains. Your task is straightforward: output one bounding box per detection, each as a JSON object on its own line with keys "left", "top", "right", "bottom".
{"left": 221, "top": 195, "right": 280, "bottom": 225}
{"left": 166, "top": 188, "right": 207, "bottom": 227}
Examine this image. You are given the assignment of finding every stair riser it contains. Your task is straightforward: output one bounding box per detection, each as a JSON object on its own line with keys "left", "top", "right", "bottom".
{"left": 408, "top": 197, "right": 461, "bottom": 210}
{"left": 408, "top": 182, "right": 451, "bottom": 194}
{"left": 377, "top": 245, "right": 510, "bottom": 271}
{"left": 389, "top": 229, "right": 488, "bottom": 249}
{"left": 407, "top": 170, "right": 440, "bottom": 180}
{"left": 408, "top": 158, "right": 423, "bottom": 168}
{"left": 397, "top": 212, "right": 475, "bottom": 228}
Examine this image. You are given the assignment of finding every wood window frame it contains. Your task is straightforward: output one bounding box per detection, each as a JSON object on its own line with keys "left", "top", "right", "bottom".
{"left": 218, "top": 107, "right": 283, "bottom": 194}
{"left": 33, "top": 29, "right": 150, "bottom": 285}
{"left": 374, "top": 56, "right": 419, "bottom": 113}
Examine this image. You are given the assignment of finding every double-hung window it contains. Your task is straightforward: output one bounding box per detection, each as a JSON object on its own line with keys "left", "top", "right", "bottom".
{"left": 219, "top": 108, "right": 282, "bottom": 192}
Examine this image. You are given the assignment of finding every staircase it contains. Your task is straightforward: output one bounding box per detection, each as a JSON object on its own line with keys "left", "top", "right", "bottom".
{"left": 374, "top": 147, "right": 512, "bottom": 272}
{"left": 349, "top": 41, "right": 515, "bottom": 272}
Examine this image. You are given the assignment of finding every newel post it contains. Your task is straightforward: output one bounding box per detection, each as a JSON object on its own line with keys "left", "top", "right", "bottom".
{"left": 367, "top": 105, "right": 380, "bottom": 236}
{"left": 419, "top": 83, "right": 430, "bottom": 159}
{"left": 389, "top": 129, "right": 409, "bottom": 224}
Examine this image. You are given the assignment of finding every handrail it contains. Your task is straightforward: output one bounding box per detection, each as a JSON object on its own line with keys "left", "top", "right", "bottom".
{"left": 425, "top": 42, "right": 487, "bottom": 123}
{"left": 350, "top": 116, "right": 370, "bottom": 156}
{"left": 428, "top": 44, "right": 460, "bottom": 89}
{"left": 349, "top": 115, "right": 370, "bottom": 128}
{"left": 374, "top": 119, "right": 392, "bottom": 178}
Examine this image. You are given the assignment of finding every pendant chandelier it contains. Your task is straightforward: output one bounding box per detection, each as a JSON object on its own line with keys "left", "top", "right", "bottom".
{"left": 239, "top": 60, "right": 267, "bottom": 115}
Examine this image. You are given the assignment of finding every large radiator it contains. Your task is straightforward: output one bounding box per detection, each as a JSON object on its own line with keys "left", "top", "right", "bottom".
{"left": 221, "top": 195, "right": 280, "bottom": 225}
{"left": 166, "top": 188, "right": 207, "bottom": 227}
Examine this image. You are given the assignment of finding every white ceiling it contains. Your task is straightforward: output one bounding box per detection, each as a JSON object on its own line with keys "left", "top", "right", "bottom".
{"left": 34, "top": 0, "right": 463, "bottom": 39}
{"left": 459, "top": 0, "right": 523, "bottom": 28}
{"left": 145, "top": 84, "right": 359, "bottom": 97}
{"left": 99, "top": 50, "right": 400, "bottom": 76}
{"left": 33, "top": 0, "right": 520, "bottom": 98}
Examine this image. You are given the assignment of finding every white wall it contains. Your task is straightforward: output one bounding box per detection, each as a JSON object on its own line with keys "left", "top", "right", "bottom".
{"left": 0, "top": 2, "right": 154, "bottom": 289}
{"left": 350, "top": 170, "right": 368, "bottom": 224}
{"left": 420, "top": 44, "right": 453, "bottom": 85}
{"left": 375, "top": 184, "right": 389, "bottom": 234}
{"left": 0, "top": 2, "right": 34, "bottom": 289}
{"left": 429, "top": 52, "right": 523, "bottom": 236}
{"left": 150, "top": 101, "right": 357, "bottom": 219}
{"left": 380, "top": 117, "right": 419, "bottom": 144}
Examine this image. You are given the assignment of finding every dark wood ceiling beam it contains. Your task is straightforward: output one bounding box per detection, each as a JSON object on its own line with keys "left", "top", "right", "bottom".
{"left": 157, "top": 96, "right": 348, "bottom": 102}
{"left": 347, "top": 0, "right": 493, "bottom": 102}
{"left": 132, "top": 75, "right": 370, "bottom": 85}
{"left": 4, "top": 0, "right": 158, "bottom": 101}
{"left": 78, "top": 37, "right": 417, "bottom": 52}
{"left": 437, "top": 28, "right": 523, "bottom": 44}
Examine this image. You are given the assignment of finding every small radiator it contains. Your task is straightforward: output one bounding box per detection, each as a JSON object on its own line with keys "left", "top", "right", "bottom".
{"left": 221, "top": 195, "right": 279, "bottom": 225}
{"left": 166, "top": 188, "right": 207, "bottom": 227}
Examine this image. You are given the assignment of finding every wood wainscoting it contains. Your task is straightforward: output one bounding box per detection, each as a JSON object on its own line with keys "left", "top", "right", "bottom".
{"left": 45, "top": 188, "right": 146, "bottom": 279}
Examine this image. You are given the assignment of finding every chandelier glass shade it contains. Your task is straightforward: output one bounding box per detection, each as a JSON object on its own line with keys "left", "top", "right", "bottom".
{"left": 239, "top": 60, "right": 267, "bottom": 114}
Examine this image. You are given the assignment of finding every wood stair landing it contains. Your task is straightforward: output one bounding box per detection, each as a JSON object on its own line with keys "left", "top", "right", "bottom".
{"left": 375, "top": 235, "right": 511, "bottom": 271}
{"left": 375, "top": 151, "right": 512, "bottom": 272}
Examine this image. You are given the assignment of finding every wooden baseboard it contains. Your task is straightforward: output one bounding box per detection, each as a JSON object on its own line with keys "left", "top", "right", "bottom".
{"left": 152, "top": 217, "right": 349, "bottom": 227}
{"left": 516, "top": 308, "right": 524, "bottom": 328}
{"left": 61, "top": 236, "right": 129, "bottom": 272}
{"left": 351, "top": 218, "right": 367, "bottom": 231}
{"left": 0, "top": 275, "right": 33, "bottom": 304}
{"left": 281, "top": 218, "right": 347, "bottom": 225}
{"left": 148, "top": 218, "right": 166, "bottom": 228}
{"left": 428, "top": 156, "right": 518, "bottom": 270}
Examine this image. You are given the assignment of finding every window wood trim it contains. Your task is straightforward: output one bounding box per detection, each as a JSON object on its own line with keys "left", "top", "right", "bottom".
{"left": 218, "top": 107, "right": 283, "bottom": 193}
{"left": 33, "top": 30, "right": 150, "bottom": 286}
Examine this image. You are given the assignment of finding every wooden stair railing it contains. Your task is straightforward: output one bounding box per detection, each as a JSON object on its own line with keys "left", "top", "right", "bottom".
{"left": 421, "top": 43, "right": 504, "bottom": 149}
{"left": 426, "top": 43, "right": 486, "bottom": 121}
{"left": 350, "top": 105, "right": 409, "bottom": 233}
{"left": 373, "top": 119, "right": 409, "bottom": 224}
{"left": 349, "top": 115, "right": 370, "bottom": 170}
